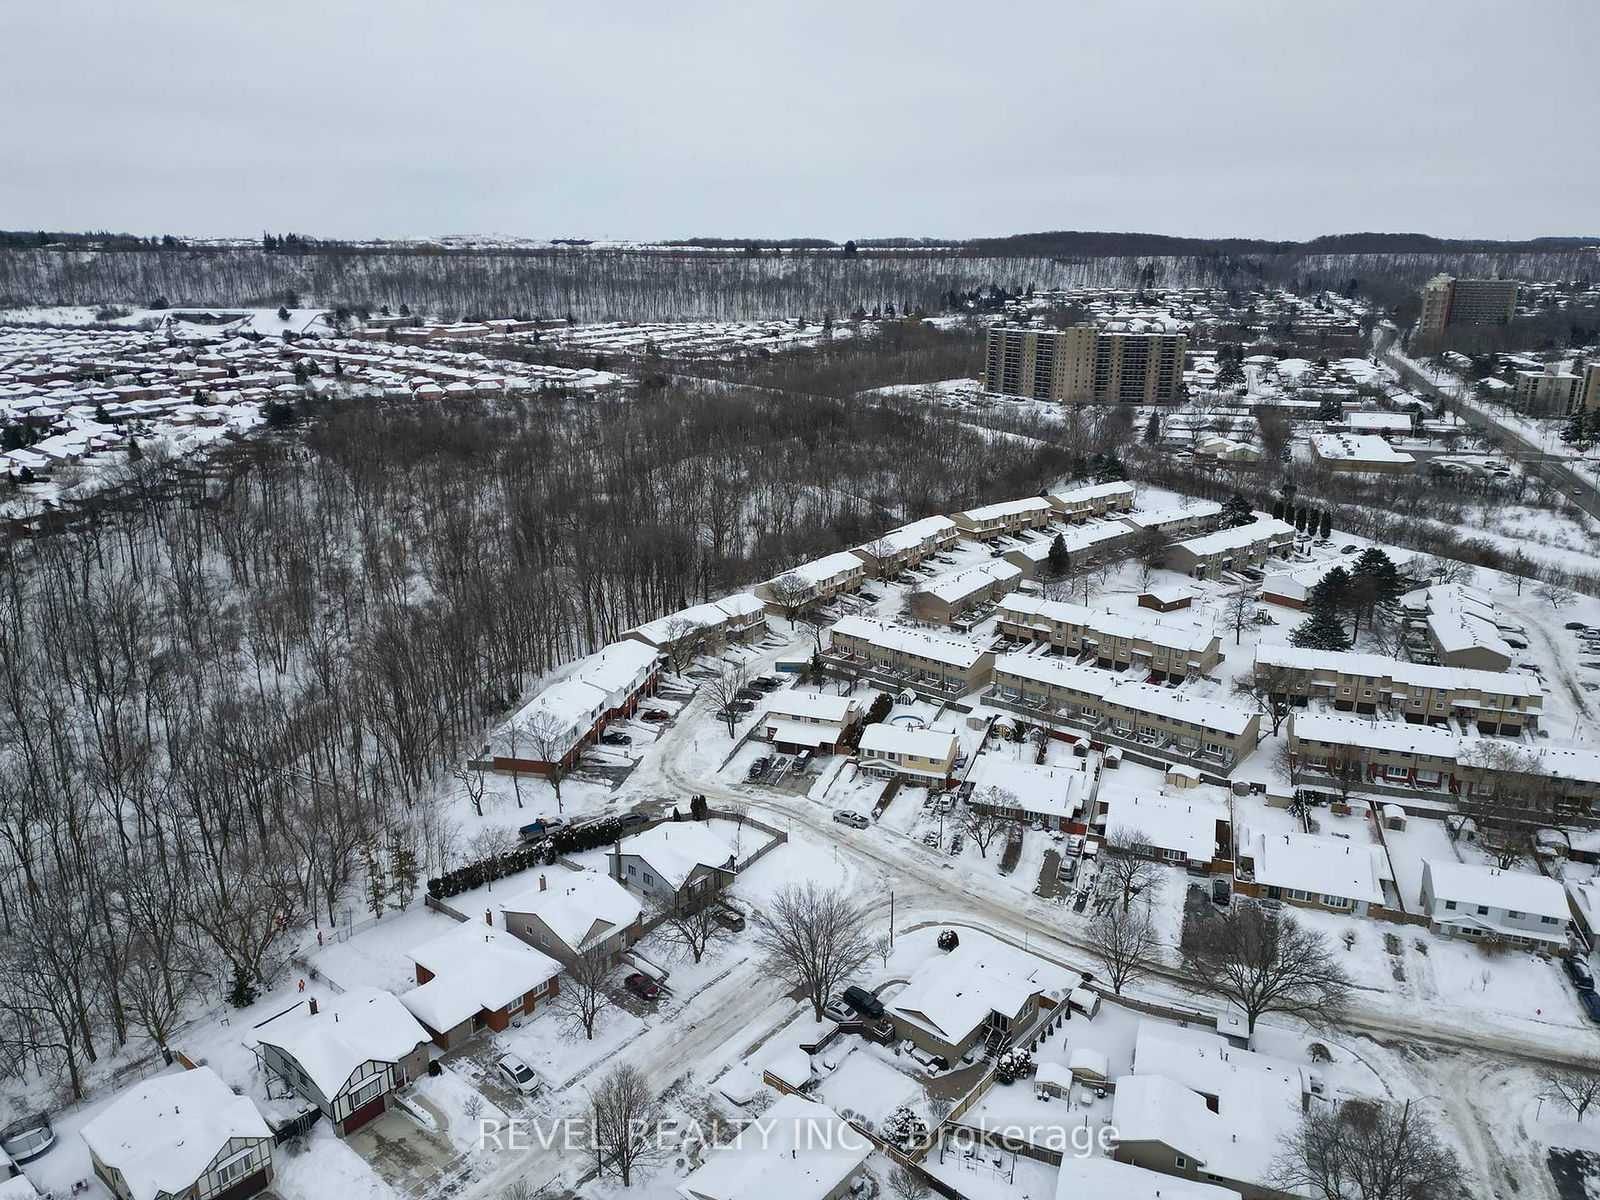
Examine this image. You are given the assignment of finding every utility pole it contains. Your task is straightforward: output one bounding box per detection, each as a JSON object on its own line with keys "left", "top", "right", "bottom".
{"left": 889, "top": 890, "right": 895, "bottom": 949}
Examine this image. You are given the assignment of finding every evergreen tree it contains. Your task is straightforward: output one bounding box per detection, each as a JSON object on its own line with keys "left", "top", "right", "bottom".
{"left": 388, "top": 828, "right": 420, "bottom": 908}
{"left": 277, "top": 305, "right": 291, "bottom": 321}
{"left": 1271, "top": 499, "right": 1286, "bottom": 521}
{"left": 1290, "top": 606, "right": 1352, "bottom": 651}
{"left": 365, "top": 846, "right": 387, "bottom": 920}
{"left": 1350, "top": 548, "right": 1405, "bottom": 610}
{"left": 1293, "top": 506, "right": 1308, "bottom": 533}
{"left": 1307, "top": 565, "right": 1352, "bottom": 614}
{"left": 1144, "top": 412, "right": 1161, "bottom": 444}
{"left": 227, "top": 967, "right": 260, "bottom": 1009}
{"left": 1318, "top": 511, "right": 1332, "bottom": 540}
{"left": 1046, "top": 534, "right": 1071, "bottom": 579}
{"left": 1563, "top": 408, "right": 1593, "bottom": 447}
{"left": 842, "top": 240, "right": 857, "bottom": 256}
{"left": 1221, "top": 493, "right": 1256, "bottom": 528}
{"left": 1098, "top": 454, "right": 1128, "bottom": 482}
{"left": 1216, "top": 358, "right": 1244, "bottom": 388}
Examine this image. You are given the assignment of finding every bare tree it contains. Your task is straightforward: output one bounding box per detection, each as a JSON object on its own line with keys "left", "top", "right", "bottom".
{"left": 960, "top": 791, "right": 1016, "bottom": 858}
{"left": 1233, "top": 662, "right": 1310, "bottom": 737}
{"left": 750, "top": 882, "right": 875, "bottom": 1021}
{"left": 659, "top": 616, "right": 709, "bottom": 675}
{"left": 1451, "top": 744, "right": 1549, "bottom": 868}
{"left": 702, "top": 660, "right": 751, "bottom": 739}
{"left": 493, "top": 717, "right": 530, "bottom": 809}
{"left": 558, "top": 943, "right": 615, "bottom": 1040}
{"left": 1180, "top": 901, "right": 1352, "bottom": 1035}
{"left": 522, "top": 709, "right": 577, "bottom": 812}
{"left": 453, "top": 764, "right": 488, "bottom": 817}
{"left": 655, "top": 897, "right": 729, "bottom": 964}
{"left": 1534, "top": 582, "right": 1576, "bottom": 611}
{"left": 860, "top": 538, "right": 897, "bottom": 583}
{"left": 887, "top": 1164, "right": 932, "bottom": 1200}
{"left": 588, "top": 1063, "right": 659, "bottom": 1187}
{"left": 1086, "top": 900, "right": 1160, "bottom": 995}
{"left": 1542, "top": 1066, "right": 1600, "bottom": 1123}
{"left": 1099, "top": 826, "right": 1163, "bottom": 910}
{"left": 1224, "top": 584, "right": 1256, "bottom": 646}
{"left": 765, "top": 572, "right": 813, "bottom": 625}
{"left": 1272, "top": 1098, "right": 1462, "bottom": 1200}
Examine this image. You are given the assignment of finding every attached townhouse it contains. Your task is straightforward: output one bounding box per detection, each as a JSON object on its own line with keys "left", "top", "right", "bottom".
{"left": 825, "top": 615, "right": 995, "bottom": 697}
{"left": 622, "top": 593, "right": 767, "bottom": 662}
{"left": 1403, "top": 584, "right": 1515, "bottom": 671}
{"left": 992, "top": 653, "right": 1260, "bottom": 767}
{"left": 1096, "top": 789, "right": 1231, "bottom": 868}
{"left": 1002, "top": 520, "right": 1134, "bottom": 580}
{"left": 493, "top": 639, "right": 662, "bottom": 775}
{"left": 909, "top": 560, "right": 1021, "bottom": 627}
{"left": 851, "top": 514, "right": 961, "bottom": 578}
{"left": 996, "top": 596, "right": 1223, "bottom": 680}
{"left": 1253, "top": 642, "right": 1540, "bottom": 735}
{"left": 949, "top": 496, "right": 1056, "bottom": 541}
{"left": 1045, "top": 480, "right": 1136, "bottom": 523}
{"left": 1119, "top": 500, "right": 1223, "bottom": 538}
{"left": 754, "top": 552, "right": 866, "bottom": 612}
{"left": 1164, "top": 519, "right": 1296, "bottom": 581}
{"left": 1419, "top": 859, "right": 1570, "bottom": 950}
{"left": 254, "top": 988, "right": 432, "bottom": 1137}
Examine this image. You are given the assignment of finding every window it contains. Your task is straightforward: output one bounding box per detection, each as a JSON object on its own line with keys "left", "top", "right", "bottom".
{"left": 1476, "top": 905, "right": 1490, "bottom": 916}
{"left": 213, "top": 1149, "right": 257, "bottom": 1188}
{"left": 347, "top": 1075, "right": 385, "bottom": 1112}
{"left": 1507, "top": 910, "right": 1523, "bottom": 920}
{"left": 1542, "top": 915, "right": 1560, "bottom": 925}
{"left": 1323, "top": 895, "right": 1352, "bottom": 909}
{"left": 1444, "top": 900, "right": 1457, "bottom": 911}
{"left": 1175, "top": 1156, "right": 1188, "bottom": 1169}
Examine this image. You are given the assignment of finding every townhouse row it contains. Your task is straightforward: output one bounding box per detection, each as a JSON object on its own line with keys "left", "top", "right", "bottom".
{"left": 1253, "top": 642, "right": 1540, "bottom": 735}
{"left": 995, "top": 594, "right": 1224, "bottom": 680}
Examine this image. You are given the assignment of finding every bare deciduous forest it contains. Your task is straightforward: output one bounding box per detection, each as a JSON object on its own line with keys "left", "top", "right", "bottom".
{"left": 0, "top": 380, "right": 1085, "bottom": 1099}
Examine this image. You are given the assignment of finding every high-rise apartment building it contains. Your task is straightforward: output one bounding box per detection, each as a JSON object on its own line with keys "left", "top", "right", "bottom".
{"left": 1579, "top": 362, "right": 1600, "bottom": 414}
{"left": 984, "top": 320, "right": 1186, "bottom": 404}
{"left": 1416, "top": 275, "right": 1518, "bottom": 339}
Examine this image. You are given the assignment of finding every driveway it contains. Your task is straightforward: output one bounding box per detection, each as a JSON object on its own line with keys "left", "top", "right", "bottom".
{"left": 345, "top": 1107, "right": 468, "bottom": 1198}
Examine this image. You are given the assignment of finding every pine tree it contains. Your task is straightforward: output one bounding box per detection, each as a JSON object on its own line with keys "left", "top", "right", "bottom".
{"left": 1564, "top": 408, "right": 1592, "bottom": 447}
{"left": 227, "top": 967, "right": 260, "bottom": 1009}
{"left": 388, "top": 828, "right": 420, "bottom": 908}
{"left": 365, "top": 846, "right": 387, "bottom": 921}
{"left": 1318, "top": 511, "right": 1332, "bottom": 540}
{"left": 1272, "top": 499, "right": 1286, "bottom": 521}
{"left": 1144, "top": 412, "right": 1161, "bottom": 444}
{"left": 1221, "top": 493, "right": 1256, "bottom": 528}
{"left": 1046, "top": 534, "right": 1071, "bottom": 579}
{"left": 1290, "top": 607, "right": 1352, "bottom": 651}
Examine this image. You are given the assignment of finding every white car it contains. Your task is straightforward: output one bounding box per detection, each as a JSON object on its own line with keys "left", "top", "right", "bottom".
{"left": 833, "top": 809, "right": 870, "bottom": 829}
{"left": 496, "top": 1053, "right": 542, "bottom": 1095}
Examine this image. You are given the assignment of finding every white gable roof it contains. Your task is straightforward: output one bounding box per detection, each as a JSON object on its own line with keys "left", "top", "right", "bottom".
{"left": 619, "top": 823, "right": 736, "bottom": 889}
{"left": 500, "top": 869, "right": 643, "bottom": 952}
{"left": 402, "top": 923, "right": 561, "bottom": 1031}
{"left": 254, "top": 987, "right": 428, "bottom": 1097}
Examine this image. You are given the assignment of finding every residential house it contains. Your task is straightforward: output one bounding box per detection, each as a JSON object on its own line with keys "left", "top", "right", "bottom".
{"left": 1096, "top": 789, "right": 1231, "bottom": 868}
{"left": 1112, "top": 1024, "right": 1308, "bottom": 1200}
{"left": 1261, "top": 551, "right": 1415, "bottom": 611}
{"left": 1309, "top": 433, "right": 1416, "bottom": 473}
{"left": 501, "top": 869, "right": 645, "bottom": 965}
{"left": 909, "top": 560, "right": 1021, "bottom": 626}
{"left": 492, "top": 639, "right": 661, "bottom": 775}
{"left": 611, "top": 823, "right": 737, "bottom": 910}
{"left": 676, "top": 1094, "right": 870, "bottom": 1200}
{"left": 1252, "top": 642, "right": 1540, "bottom": 735}
{"left": 754, "top": 552, "right": 866, "bottom": 612}
{"left": 949, "top": 496, "right": 1055, "bottom": 541}
{"left": 81, "top": 1067, "right": 274, "bottom": 1200}
{"left": 992, "top": 653, "right": 1260, "bottom": 767}
{"left": 855, "top": 724, "right": 958, "bottom": 782}
{"left": 760, "top": 691, "right": 862, "bottom": 754}
{"left": 995, "top": 596, "right": 1223, "bottom": 680}
{"left": 1002, "top": 520, "right": 1134, "bottom": 580}
{"left": 1403, "top": 584, "right": 1515, "bottom": 672}
{"left": 963, "top": 755, "right": 1091, "bottom": 831}
{"left": 825, "top": 615, "right": 995, "bottom": 697}
{"left": 1238, "top": 828, "right": 1391, "bottom": 916}
{"left": 1045, "top": 481, "right": 1136, "bottom": 523}
{"left": 1419, "top": 860, "right": 1570, "bottom": 949}
{"left": 400, "top": 923, "right": 562, "bottom": 1050}
{"left": 1165, "top": 519, "right": 1296, "bottom": 581}
{"left": 885, "top": 939, "right": 1071, "bottom": 1062}
{"left": 253, "top": 988, "right": 431, "bottom": 1137}
{"left": 622, "top": 593, "right": 767, "bottom": 662}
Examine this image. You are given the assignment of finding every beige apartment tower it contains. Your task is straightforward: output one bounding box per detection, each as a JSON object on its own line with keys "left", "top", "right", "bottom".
{"left": 1416, "top": 274, "right": 1518, "bottom": 339}
{"left": 985, "top": 323, "right": 1186, "bottom": 403}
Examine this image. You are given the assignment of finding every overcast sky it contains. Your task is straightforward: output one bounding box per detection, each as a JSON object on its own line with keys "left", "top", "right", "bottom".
{"left": 3, "top": 1, "right": 1596, "bottom": 243}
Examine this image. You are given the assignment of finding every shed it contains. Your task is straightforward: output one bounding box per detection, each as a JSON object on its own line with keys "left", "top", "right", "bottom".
{"left": 1034, "top": 1061, "right": 1073, "bottom": 1099}
{"left": 1068, "top": 1047, "right": 1110, "bottom": 1083}
{"left": 1068, "top": 986, "right": 1100, "bottom": 1018}
{"left": 1383, "top": 803, "right": 1408, "bottom": 831}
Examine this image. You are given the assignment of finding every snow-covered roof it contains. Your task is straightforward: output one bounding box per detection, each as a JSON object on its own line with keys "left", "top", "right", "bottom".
{"left": 714, "top": 592, "right": 765, "bottom": 620}
{"left": 254, "top": 987, "right": 429, "bottom": 1097}
{"left": 618, "top": 823, "right": 736, "bottom": 890}
{"left": 858, "top": 514, "right": 959, "bottom": 555}
{"left": 1006, "top": 520, "right": 1132, "bottom": 562}
{"left": 401, "top": 923, "right": 561, "bottom": 1032}
{"left": 626, "top": 600, "right": 733, "bottom": 646}
{"left": 1261, "top": 551, "right": 1416, "bottom": 605}
{"left": 676, "top": 1094, "right": 870, "bottom": 1200}
{"left": 888, "top": 939, "right": 1071, "bottom": 1046}
{"left": 81, "top": 1067, "right": 270, "bottom": 1200}
{"left": 579, "top": 639, "right": 661, "bottom": 700}
{"left": 1290, "top": 711, "right": 1460, "bottom": 758}
{"left": 500, "top": 869, "right": 643, "bottom": 953}
{"left": 857, "top": 723, "right": 957, "bottom": 764}
{"left": 997, "top": 595, "right": 1219, "bottom": 653}
{"left": 920, "top": 560, "right": 1020, "bottom": 603}
{"left": 994, "top": 653, "right": 1256, "bottom": 736}
{"left": 1098, "top": 789, "right": 1227, "bottom": 861}
{"left": 954, "top": 495, "right": 1053, "bottom": 524}
{"left": 1122, "top": 500, "right": 1222, "bottom": 530}
{"left": 1048, "top": 480, "right": 1135, "bottom": 506}
{"left": 1253, "top": 642, "right": 1539, "bottom": 699}
{"left": 1172, "top": 518, "right": 1295, "bottom": 558}
{"left": 775, "top": 551, "right": 864, "bottom": 587}
{"left": 828, "top": 615, "right": 989, "bottom": 670}
{"left": 965, "top": 755, "right": 1089, "bottom": 820}
{"left": 1245, "top": 828, "right": 1389, "bottom": 907}
{"left": 1052, "top": 1156, "right": 1238, "bottom": 1200}
{"left": 1346, "top": 411, "right": 1413, "bottom": 432}
{"left": 1422, "top": 860, "right": 1569, "bottom": 923}
{"left": 763, "top": 690, "right": 858, "bottom": 725}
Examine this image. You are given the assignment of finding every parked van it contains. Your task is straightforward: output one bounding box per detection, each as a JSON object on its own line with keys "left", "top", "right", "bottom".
{"left": 842, "top": 985, "right": 885, "bottom": 1020}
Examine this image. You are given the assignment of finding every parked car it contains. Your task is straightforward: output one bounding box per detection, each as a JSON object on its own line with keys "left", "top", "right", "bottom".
{"left": 599, "top": 731, "right": 633, "bottom": 746}
{"left": 747, "top": 756, "right": 771, "bottom": 780}
{"left": 753, "top": 676, "right": 783, "bottom": 691}
{"left": 859, "top": 590, "right": 882, "bottom": 603}
{"left": 1565, "top": 955, "right": 1596, "bottom": 990}
{"left": 737, "top": 686, "right": 763, "bottom": 701}
{"left": 731, "top": 699, "right": 756, "bottom": 713}
{"left": 616, "top": 811, "right": 649, "bottom": 829}
{"left": 1212, "top": 877, "right": 1232, "bottom": 906}
{"left": 1566, "top": 622, "right": 1589, "bottom": 631}
{"left": 833, "top": 809, "right": 870, "bottom": 829}
{"left": 1580, "top": 988, "right": 1600, "bottom": 1025}
{"left": 641, "top": 709, "right": 671, "bottom": 722}
{"left": 823, "top": 996, "right": 854, "bottom": 1024}
{"left": 496, "top": 1053, "right": 542, "bottom": 1095}
{"left": 795, "top": 749, "right": 813, "bottom": 771}
{"left": 712, "top": 905, "right": 746, "bottom": 932}
{"left": 625, "top": 972, "right": 661, "bottom": 1001}
{"left": 842, "top": 985, "right": 885, "bottom": 1019}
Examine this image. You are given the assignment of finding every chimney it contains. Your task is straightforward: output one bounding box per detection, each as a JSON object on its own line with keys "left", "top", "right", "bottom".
{"left": 308, "top": 997, "right": 319, "bottom": 1016}
{"left": 611, "top": 840, "right": 623, "bottom": 882}
{"left": 539, "top": 873, "right": 548, "bottom": 892}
